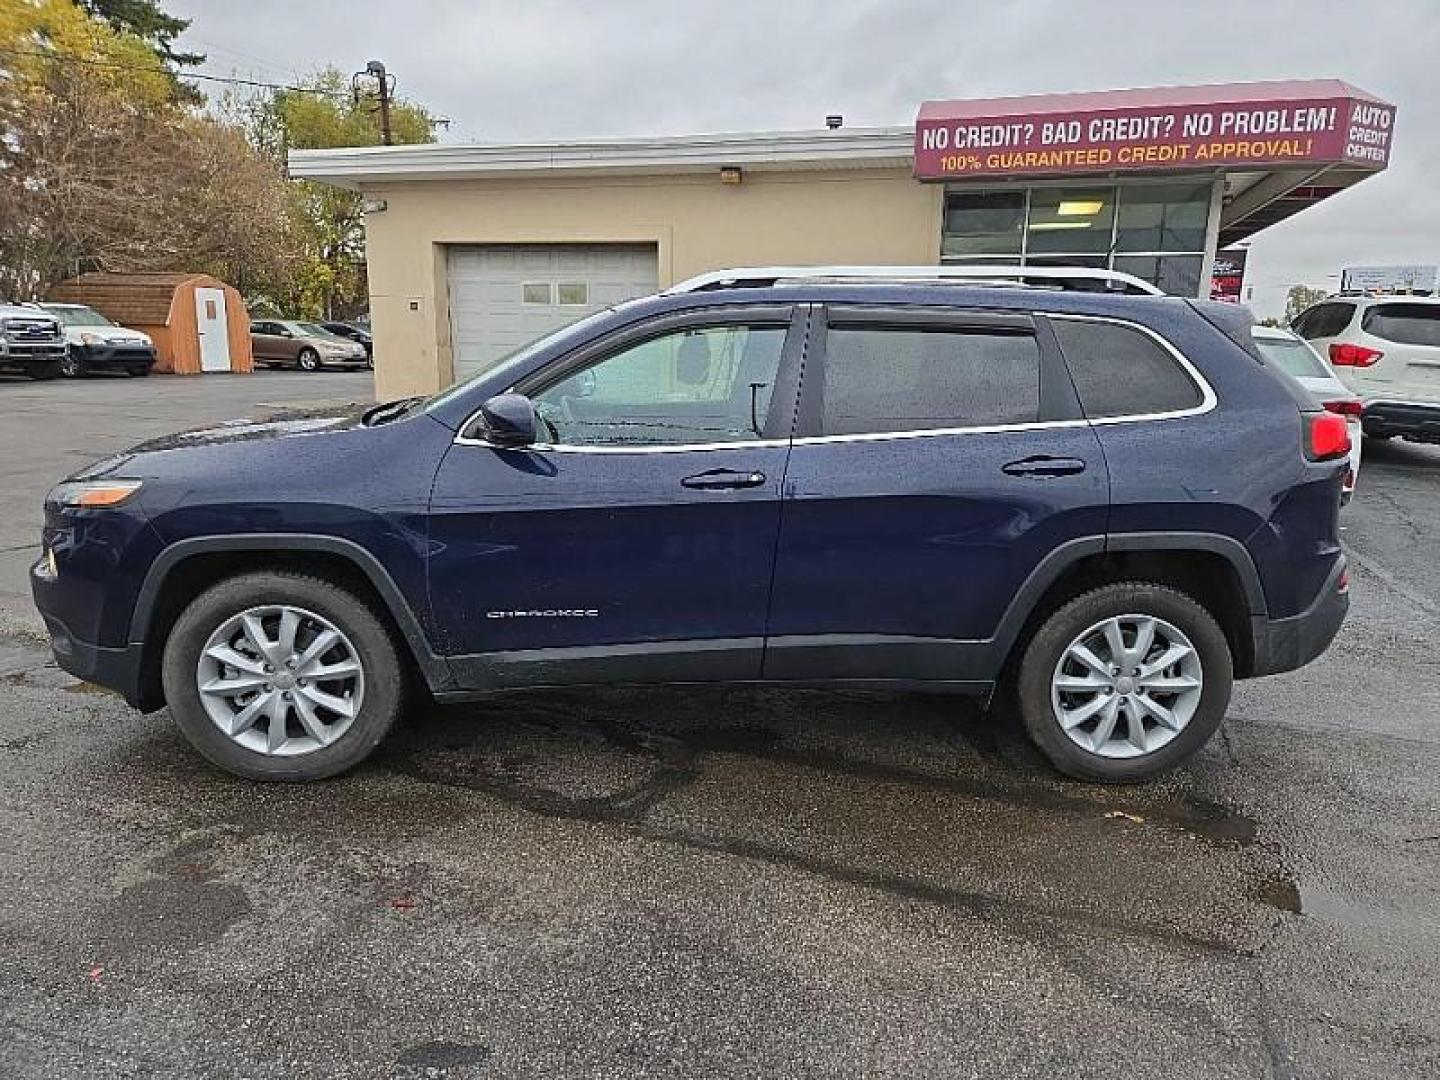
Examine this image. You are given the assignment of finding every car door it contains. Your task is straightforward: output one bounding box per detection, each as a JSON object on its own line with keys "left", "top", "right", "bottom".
{"left": 764, "top": 304, "right": 1109, "bottom": 684}
{"left": 428, "top": 304, "right": 806, "bottom": 689}
{"left": 251, "top": 321, "right": 288, "bottom": 362}
{"left": 249, "top": 321, "right": 274, "bottom": 360}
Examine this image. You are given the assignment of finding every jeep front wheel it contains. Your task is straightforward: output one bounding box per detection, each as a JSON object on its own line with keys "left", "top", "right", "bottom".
{"left": 1016, "top": 582, "right": 1232, "bottom": 783}
{"left": 161, "top": 571, "right": 405, "bottom": 781}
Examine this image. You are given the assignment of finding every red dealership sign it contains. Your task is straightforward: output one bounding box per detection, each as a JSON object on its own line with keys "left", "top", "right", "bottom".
{"left": 915, "top": 81, "right": 1395, "bottom": 180}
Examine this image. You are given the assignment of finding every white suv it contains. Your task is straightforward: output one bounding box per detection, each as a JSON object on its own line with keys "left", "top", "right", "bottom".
{"left": 1292, "top": 296, "right": 1440, "bottom": 443}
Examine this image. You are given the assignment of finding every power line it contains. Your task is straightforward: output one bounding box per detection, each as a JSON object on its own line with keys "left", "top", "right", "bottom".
{"left": 0, "top": 46, "right": 348, "bottom": 98}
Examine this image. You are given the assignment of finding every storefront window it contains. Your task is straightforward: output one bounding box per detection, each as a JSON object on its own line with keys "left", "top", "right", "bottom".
{"left": 1114, "top": 183, "right": 1210, "bottom": 253}
{"left": 1025, "top": 187, "right": 1114, "bottom": 255}
{"left": 1113, "top": 255, "right": 1204, "bottom": 297}
{"left": 941, "top": 179, "right": 1216, "bottom": 295}
{"left": 941, "top": 191, "right": 1025, "bottom": 257}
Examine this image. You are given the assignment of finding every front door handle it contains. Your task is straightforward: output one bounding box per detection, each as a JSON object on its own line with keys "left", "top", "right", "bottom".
{"left": 1002, "top": 455, "right": 1087, "bottom": 478}
{"left": 681, "top": 468, "right": 767, "bottom": 490}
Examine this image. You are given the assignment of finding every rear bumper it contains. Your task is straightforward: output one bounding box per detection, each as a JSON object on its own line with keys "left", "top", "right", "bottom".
{"left": 1363, "top": 401, "right": 1440, "bottom": 444}
{"left": 1248, "top": 556, "right": 1349, "bottom": 677}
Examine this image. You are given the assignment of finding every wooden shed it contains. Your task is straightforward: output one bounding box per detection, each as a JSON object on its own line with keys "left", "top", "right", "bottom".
{"left": 49, "top": 272, "right": 253, "bottom": 374}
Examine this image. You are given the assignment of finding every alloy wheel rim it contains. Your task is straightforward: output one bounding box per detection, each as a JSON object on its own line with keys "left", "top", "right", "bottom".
{"left": 196, "top": 604, "right": 364, "bottom": 757}
{"left": 1050, "top": 614, "right": 1203, "bottom": 759}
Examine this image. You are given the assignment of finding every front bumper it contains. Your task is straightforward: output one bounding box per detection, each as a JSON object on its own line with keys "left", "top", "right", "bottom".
{"left": 0, "top": 342, "right": 66, "bottom": 366}
{"left": 73, "top": 343, "right": 156, "bottom": 371}
{"left": 32, "top": 556, "right": 151, "bottom": 707}
{"left": 1248, "top": 556, "right": 1349, "bottom": 677}
{"left": 1363, "top": 401, "right": 1440, "bottom": 444}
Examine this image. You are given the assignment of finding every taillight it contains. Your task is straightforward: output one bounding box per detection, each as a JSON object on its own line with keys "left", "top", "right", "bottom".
{"left": 1322, "top": 398, "right": 1364, "bottom": 418}
{"left": 1304, "top": 411, "right": 1352, "bottom": 461}
{"left": 1329, "top": 342, "right": 1382, "bottom": 367}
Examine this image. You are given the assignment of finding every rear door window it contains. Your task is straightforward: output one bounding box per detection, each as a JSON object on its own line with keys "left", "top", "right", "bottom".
{"left": 1292, "top": 302, "right": 1354, "bottom": 339}
{"left": 1361, "top": 303, "right": 1440, "bottom": 347}
{"left": 817, "top": 325, "right": 1041, "bottom": 435}
{"left": 1050, "top": 318, "right": 1203, "bottom": 418}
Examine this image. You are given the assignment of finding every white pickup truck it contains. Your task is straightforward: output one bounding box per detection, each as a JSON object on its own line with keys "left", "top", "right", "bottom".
{"left": 0, "top": 301, "right": 66, "bottom": 379}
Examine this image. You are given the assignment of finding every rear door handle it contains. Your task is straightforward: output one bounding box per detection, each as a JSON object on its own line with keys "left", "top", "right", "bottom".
{"left": 681, "top": 468, "right": 767, "bottom": 490}
{"left": 1001, "top": 455, "right": 1087, "bottom": 478}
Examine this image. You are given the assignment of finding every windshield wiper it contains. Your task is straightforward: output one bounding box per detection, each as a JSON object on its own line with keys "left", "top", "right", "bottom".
{"left": 363, "top": 397, "right": 424, "bottom": 426}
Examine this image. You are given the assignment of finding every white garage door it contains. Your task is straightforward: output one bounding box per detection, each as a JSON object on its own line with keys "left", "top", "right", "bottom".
{"left": 447, "top": 243, "right": 658, "bottom": 382}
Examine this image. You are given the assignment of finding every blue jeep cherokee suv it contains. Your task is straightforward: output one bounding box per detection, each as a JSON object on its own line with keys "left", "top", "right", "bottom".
{"left": 31, "top": 269, "right": 1351, "bottom": 783}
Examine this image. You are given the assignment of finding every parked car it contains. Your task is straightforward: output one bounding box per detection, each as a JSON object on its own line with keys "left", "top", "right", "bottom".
{"left": 0, "top": 301, "right": 66, "bottom": 379}
{"left": 41, "top": 303, "right": 156, "bottom": 378}
{"left": 1292, "top": 295, "right": 1440, "bottom": 444}
{"left": 32, "top": 267, "right": 1351, "bottom": 784}
{"left": 1251, "top": 325, "right": 1361, "bottom": 501}
{"left": 250, "top": 319, "right": 369, "bottom": 372}
{"left": 320, "top": 321, "right": 373, "bottom": 365}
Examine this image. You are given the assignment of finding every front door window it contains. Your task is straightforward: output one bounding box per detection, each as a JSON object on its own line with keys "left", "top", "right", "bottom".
{"left": 531, "top": 323, "right": 788, "bottom": 447}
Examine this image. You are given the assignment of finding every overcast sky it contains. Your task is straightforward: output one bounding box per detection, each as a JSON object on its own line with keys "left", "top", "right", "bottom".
{"left": 170, "top": 0, "right": 1440, "bottom": 316}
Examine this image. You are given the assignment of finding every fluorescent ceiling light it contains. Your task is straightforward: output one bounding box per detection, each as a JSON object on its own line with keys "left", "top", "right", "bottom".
{"left": 1029, "top": 221, "right": 1093, "bottom": 231}
{"left": 1057, "top": 200, "right": 1106, "bottom": 216}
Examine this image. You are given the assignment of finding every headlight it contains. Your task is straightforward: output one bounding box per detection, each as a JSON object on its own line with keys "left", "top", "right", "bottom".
{"left": 79, "top": 331, "right": 105, "bottom": 345}
{"left": 47, "top": 479, "right": 143, "bottom": 509}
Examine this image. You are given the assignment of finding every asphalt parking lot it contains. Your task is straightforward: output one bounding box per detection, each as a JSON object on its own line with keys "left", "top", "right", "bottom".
{"left": 1, "top": 373, "right": 1437, "bottom": 1078}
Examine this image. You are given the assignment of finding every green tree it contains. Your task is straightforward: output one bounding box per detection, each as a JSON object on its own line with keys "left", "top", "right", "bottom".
{"left": 78, "top": 0, "right": 203, "bottom": 66}
{"left": 234, "top": 68, "right": 436, "bottom": 318}
{"left": 1284, "top": 284, "right": 1328, "bottom": 324}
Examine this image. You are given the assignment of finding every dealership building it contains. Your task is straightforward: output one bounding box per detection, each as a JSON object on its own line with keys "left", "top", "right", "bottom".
{"left": 290, "top": 79, "right": 1397, "bottom": 398}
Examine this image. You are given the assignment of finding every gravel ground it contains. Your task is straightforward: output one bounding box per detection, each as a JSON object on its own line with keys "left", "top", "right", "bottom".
{"left": 0, "top": 373, "right": 1436, "bottom": 1078}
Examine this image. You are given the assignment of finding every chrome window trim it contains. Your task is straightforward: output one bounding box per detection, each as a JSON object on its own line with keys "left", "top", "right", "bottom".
{"left": 452, "top": 434, "right": 792, "bottom": 454}
{"left": 453, "top": 313, "right": 1216, "bottom": 453}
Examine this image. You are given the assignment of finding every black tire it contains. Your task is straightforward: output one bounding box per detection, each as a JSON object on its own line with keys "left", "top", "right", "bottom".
{"left": 161, "top": 571, "right": 406, "bottom": 781}
{"left": 25, "top": 360, "right": 62, "bottom": 380}
{"left": 127, "top": 365, "right": 150, "bottom": 377}
{"left": 1015, "top": 582, "right": 1232, "bottom": 783}
{"left": 297, "top": 347, "right": 321, "bottom": 372}
{"left": 59, "top": 351, "right": 85, "bottom": 378}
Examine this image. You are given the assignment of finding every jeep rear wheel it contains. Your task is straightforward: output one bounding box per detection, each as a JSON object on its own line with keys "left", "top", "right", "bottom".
{"left": 161, "top": 571, "right": 405, "bottom": 781}
{"left": 1016, "top": 582, "right": 1232, "bottom": 783}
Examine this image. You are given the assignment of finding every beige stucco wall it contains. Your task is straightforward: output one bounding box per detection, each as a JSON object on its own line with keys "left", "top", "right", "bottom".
{"left": 359, "top": 167, "right": 943, "bottom": 398}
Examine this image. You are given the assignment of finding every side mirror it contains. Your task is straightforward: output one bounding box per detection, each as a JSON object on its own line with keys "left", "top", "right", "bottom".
{"left": 479, "top": 393, "right": 537, "bottom": 447}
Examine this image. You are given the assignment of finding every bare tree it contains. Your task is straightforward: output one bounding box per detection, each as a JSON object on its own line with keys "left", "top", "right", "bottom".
{"left": 0, "top": 57, "right": 296, "bottom": 299}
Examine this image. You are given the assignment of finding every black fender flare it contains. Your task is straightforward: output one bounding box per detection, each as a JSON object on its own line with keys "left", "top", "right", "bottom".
{"left": 986, "top": 531, "right": 1267, "bottom": 668}
{"left": 129, "top": 533, "right": 455, "bottom": 691}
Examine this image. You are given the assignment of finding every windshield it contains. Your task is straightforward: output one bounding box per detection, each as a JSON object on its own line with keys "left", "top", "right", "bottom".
{"left": 424, "top": 307, "right": 619, "bottom": 414}
{"left": 1252, "top": 332, "right": 1332, "bottom": 379}
{"left": 46, "top": 305, "right": 113, "bottom": 327}
{"left": 290, "top": 321, "right": 343, "bottom": 339}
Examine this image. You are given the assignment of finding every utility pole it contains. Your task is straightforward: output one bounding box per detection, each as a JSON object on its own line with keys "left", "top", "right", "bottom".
{"left": 353, "top": 60, "right": 396, "bottom": 145}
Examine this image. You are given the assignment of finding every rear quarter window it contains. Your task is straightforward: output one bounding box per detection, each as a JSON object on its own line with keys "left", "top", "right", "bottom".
{"left": 1361, "top": 303, "right": 1440, "bottom": 347}
{"left": 1292, "top": 302, "right": 1355, "bottom": 340}
{"left": 1050, "top": 318, "right": 1203, "bottom": 418}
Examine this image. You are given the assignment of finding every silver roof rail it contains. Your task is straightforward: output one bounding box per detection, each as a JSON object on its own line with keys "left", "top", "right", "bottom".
{"left": 665, "top": 264, "right": 1165, "bottom": 296}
